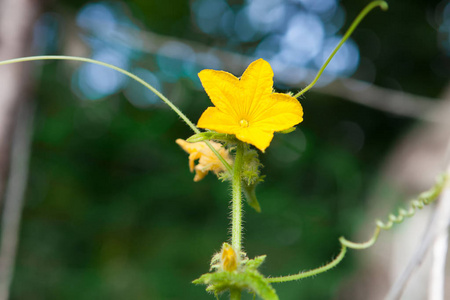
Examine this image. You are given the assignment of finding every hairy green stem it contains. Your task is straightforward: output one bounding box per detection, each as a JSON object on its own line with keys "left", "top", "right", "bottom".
{"left": 294, "top": 0, "right": 388, "bottom": 98}
{"left": 339, "top": 228, "right": 380, "bottom": 250}
{"left": 268, "top": 244, "right": 347, "bottom": 283}
{"left": 0, "top": 55, "right": 232, "bottom": 172}
{"left": 231, "top": 142, "right": 244, "bottom": 252}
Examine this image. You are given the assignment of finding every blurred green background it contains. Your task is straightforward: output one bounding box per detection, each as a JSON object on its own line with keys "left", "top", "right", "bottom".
{"left": 7, "top": 0, "right": 450, "bottom": 299}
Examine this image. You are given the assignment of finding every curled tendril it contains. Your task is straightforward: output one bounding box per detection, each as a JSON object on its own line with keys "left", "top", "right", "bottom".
{"left": 268, "top": 174, "right": 448, "bottom": 283}
{"left": 375, "top": 183, "right": 443, "bottom": 230}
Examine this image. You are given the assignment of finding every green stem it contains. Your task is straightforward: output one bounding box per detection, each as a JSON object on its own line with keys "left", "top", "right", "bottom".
{"left": 267, "top": 245, "right": 347, "bottom": 283}
{"left": 0, "top": 55, "right": 232, "bottom": 172}
{"left": 0, "top": 55, "right": 197, "bottom": 132}
{"left": 294, "top": 0, "right": 388, "bottom": 98}
{"left": 230, "top": 288, "right": 241, "bottom": 300}
{"left": 339, "top": 228, "right": 380, "bottom": 250}
{"left": 231, "top": 142, "right": 245, "bottom": 252}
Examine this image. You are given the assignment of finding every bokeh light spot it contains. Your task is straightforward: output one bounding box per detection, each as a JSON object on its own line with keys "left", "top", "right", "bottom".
{"left": 76, "top": 2, "right": 117, "bottom": 36}
{"left": 278, "top": 12, "right": 325, "bottom": 66}
{"left": 246, "top": 0, "right": 286, "bottom": 33}
{"left": 72, "top": 49, "right": 129, "bottom": 100}
{"left": 234, "top": 7, "right": 258, "bottom": 42}
{"left": 315, "top": 37, "right": 360, "bottom": 76}
{"left": 193, "top": 0, "right": 230, "bottom": 35}
{"left": 156, "top": 41, "right": 196, "bottom": 82}
{"left": 295, "top": 0, "right": 337, "bottom": 15}
{"left": 124, "top": 68, "right": 162, "bottom": 108}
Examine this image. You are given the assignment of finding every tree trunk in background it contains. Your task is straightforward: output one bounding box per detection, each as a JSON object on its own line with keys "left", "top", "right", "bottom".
{"left": 0, "top": 0, "right": 40, "bottom": 299}
{"left": 0, "top": 0, "right": 39, "bottom": 207}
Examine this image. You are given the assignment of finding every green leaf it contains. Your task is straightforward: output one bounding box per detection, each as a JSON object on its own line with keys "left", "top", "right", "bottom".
{"left": 194, "top": 255, "right": 277, "bottom": 300}
{"left": 186, "top": 132, "right": 234, "bottom": 143}
{"left": 243, "top": 182, "right": 261, "bottom": 213}
{"left": 244, "top": 255, "right": 266, "bottom": 270}
{"left": 193, "top": 270, "right": 278, "bottom": 300}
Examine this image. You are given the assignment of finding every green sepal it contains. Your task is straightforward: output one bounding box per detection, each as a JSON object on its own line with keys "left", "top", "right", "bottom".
{"left": 186, "top": 132, "right": 235, "bottom": 143}
{"left": 193, "top": 257, "right": 278, "bottom": 300}
{"left": 243, "top": 181, "right": 261, "bottom": 213}
{"left": 241, "top": 146, "right": 264, "bottom": 212}
{"left": 241, "top": 148, "right": 263, "bottom": 186}
{"left": 278, "top": 127, "right": 296, "bottom": 134}
{"left": 244, "top": 255, "right": 266, "bottom": 271}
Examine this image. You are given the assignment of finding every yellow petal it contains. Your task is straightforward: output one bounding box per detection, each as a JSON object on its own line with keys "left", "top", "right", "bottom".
{"left": 196, "top": 58, "right": 304, "bottom": 152}
{"left": 239, "top": 59, "right": 274, "bottom": 116}
{"left": 235, "top": 127, "right": 274, "bottom": 152}
{"left": 176, "top": 138, "right": 233, "bottom": 181}
{"left": 197, "top": 107, "right": 240, "bottom": 133}
{"left": 188, "top": 152, "right": 201, "bottom": 172}
{"left": 176, "top": 138, "right": 201, "bottom": 153}
{"left": 251, "top": 93, "right": 303, "bottom": 132}
{"left": 193, "top": 168, "right": 208, "bottom": 182}
{"left": 198, "top": 70, "right": 241, "bottom": 118}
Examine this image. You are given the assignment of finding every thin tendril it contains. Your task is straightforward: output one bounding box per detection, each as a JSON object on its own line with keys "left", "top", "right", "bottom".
{"left": 267, "top": 245, "right": 347, "bottom": 283}
{"left": 0, "top": 55, "right": 232, "bottom": 172}
{"left": 342, "top": 174, "right": 447, "bottom": 247}
{"left": 293, "top": 1, "right": 388, "bottom": 99}
{"left": 267, "top": 174, "right": 447, "bottom": 283}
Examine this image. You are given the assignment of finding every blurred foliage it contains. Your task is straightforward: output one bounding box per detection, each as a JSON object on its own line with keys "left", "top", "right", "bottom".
{"left": 7, "top": 0, "right": 450, "bottom": 299}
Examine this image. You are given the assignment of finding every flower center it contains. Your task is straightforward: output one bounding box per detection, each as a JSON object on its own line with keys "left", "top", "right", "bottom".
{"left": 239, "top": 119, "right": 249, "bottom": 128}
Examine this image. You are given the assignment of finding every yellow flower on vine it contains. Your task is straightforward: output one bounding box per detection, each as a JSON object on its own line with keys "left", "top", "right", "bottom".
{"left": 176, "top": 139, "right": 233, "bottom": 182}
{"left": 197, "top": 58, "right": 303, "bottom": 152}
{"left": 210, "top": 242, "right": 240, "bottom": 272}
{"left": 219, "top": 243, "right": 238, "bottom": 272}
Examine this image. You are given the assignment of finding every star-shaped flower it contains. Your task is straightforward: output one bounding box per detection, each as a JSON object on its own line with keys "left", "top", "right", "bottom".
{"left": 197, "top": 59, "right": 303, "bottom": 152}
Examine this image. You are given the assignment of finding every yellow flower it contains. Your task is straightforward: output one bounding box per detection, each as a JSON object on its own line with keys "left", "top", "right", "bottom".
{"left": 220, "top": 243, "right": 238, "bottom": 272}
{"left": 197, "top": 58, "right": 303, "bottom": 152}
{"left": 210, "top": 242, "right": 239, "bottom": 272}
{"left": 176, "top": 139, "right": 233, "bottom": 182}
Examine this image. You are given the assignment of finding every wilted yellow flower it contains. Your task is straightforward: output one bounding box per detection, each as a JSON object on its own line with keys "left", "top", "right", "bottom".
{"left": 197, "top": 58, "right": 303, "bottom": 152}
{"left": 176, "top": 139, "right": 233, "bottom": 182}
